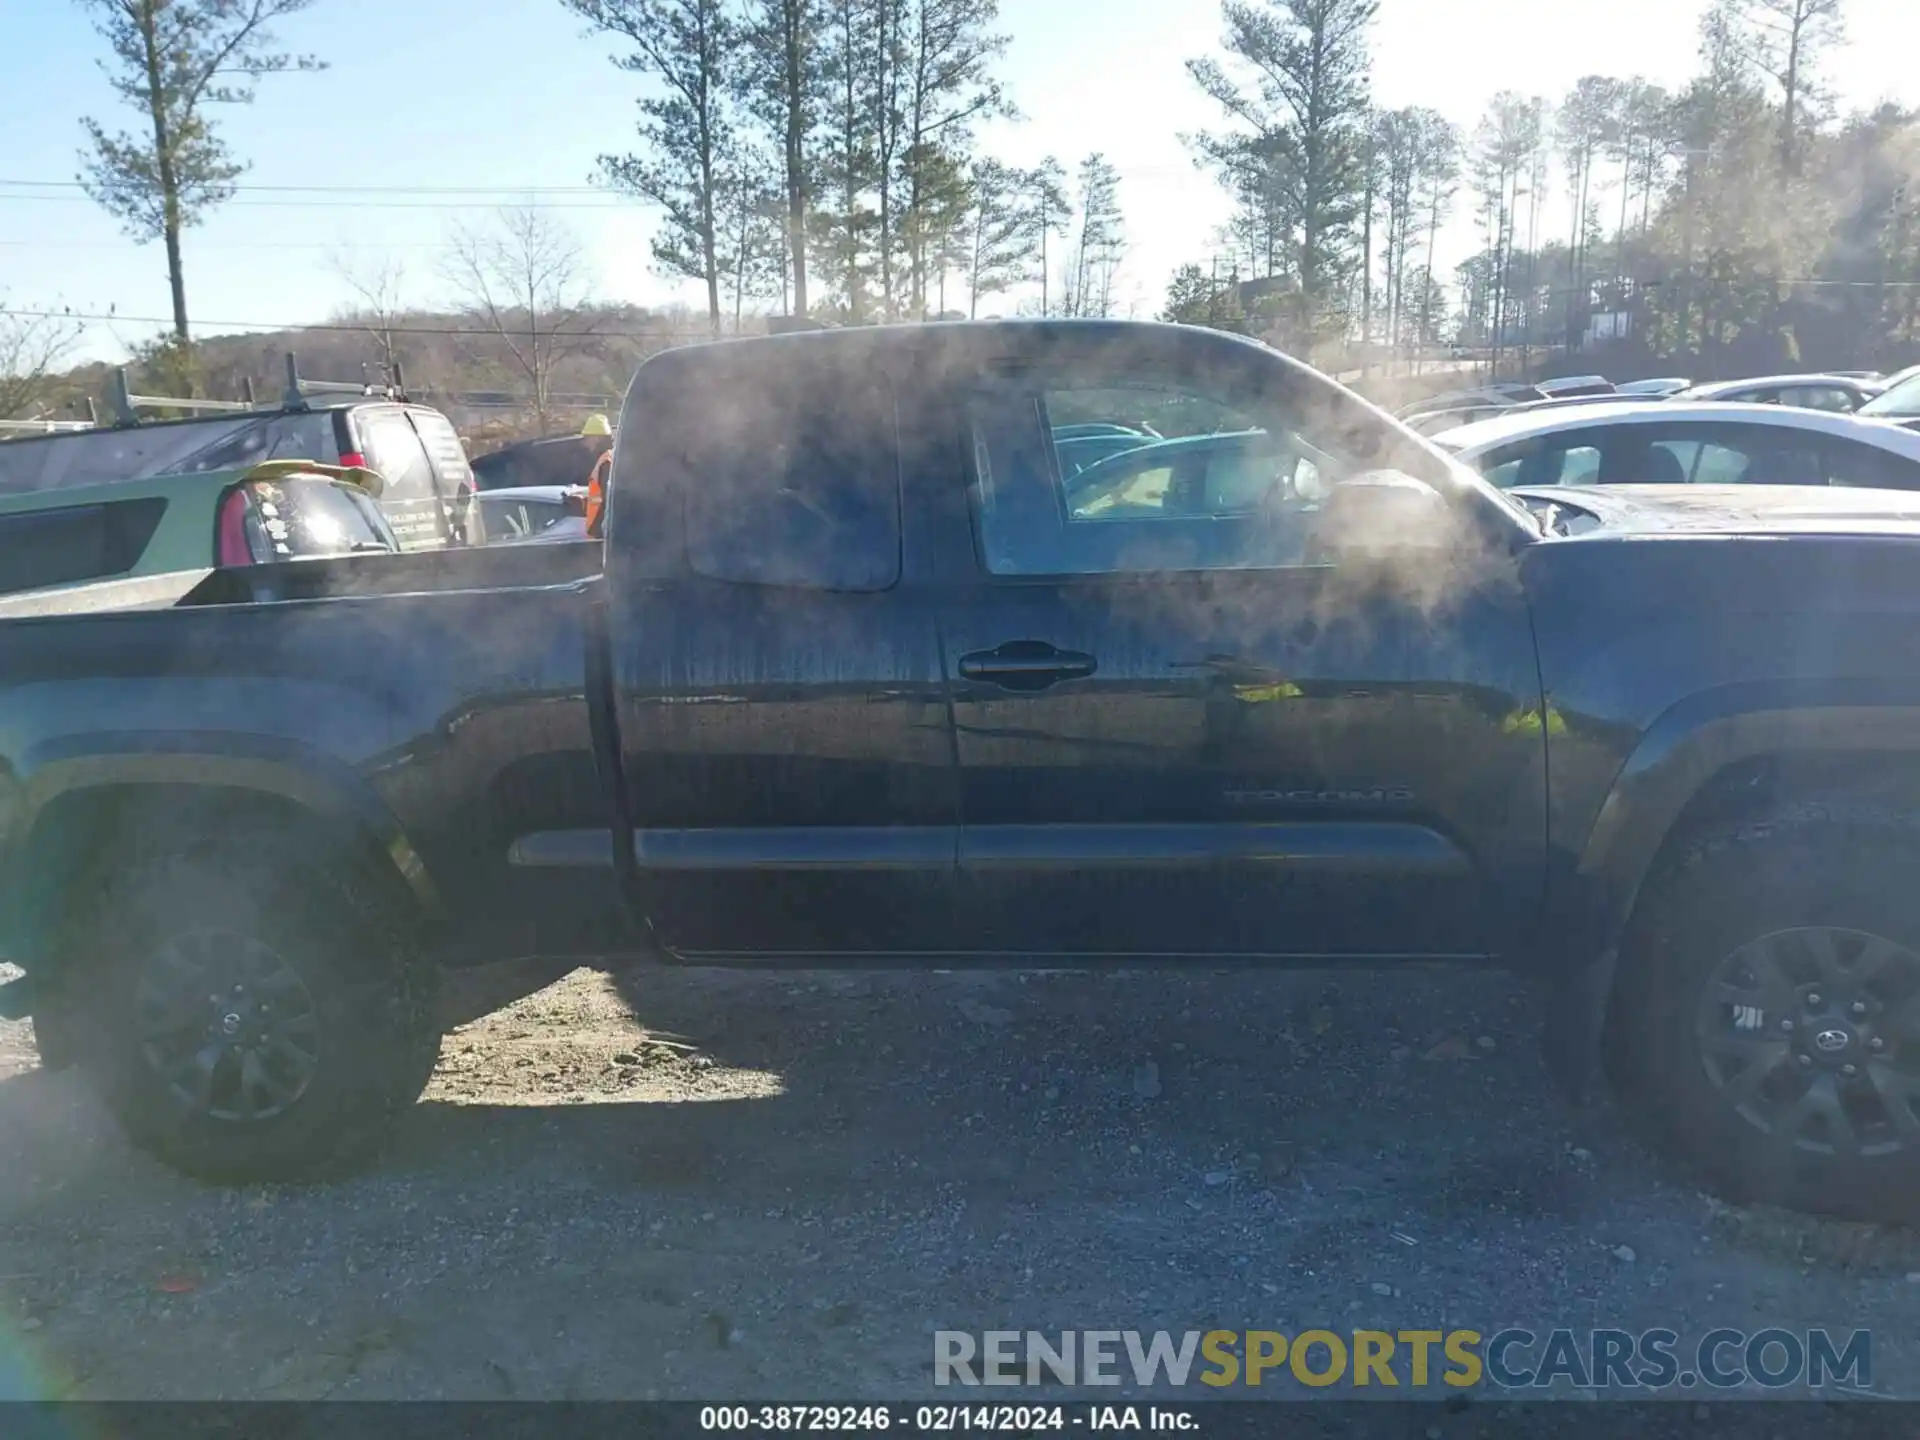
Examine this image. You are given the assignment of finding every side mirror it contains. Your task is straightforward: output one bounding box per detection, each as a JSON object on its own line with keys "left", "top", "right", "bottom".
{"left": 1310, "top": 471, "right": 1459, "bottom": 560}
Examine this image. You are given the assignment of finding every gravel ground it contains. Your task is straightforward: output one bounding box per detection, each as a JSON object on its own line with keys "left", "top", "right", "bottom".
{"left": 2, "top": 959, "right": 1919, "bottom": 1403}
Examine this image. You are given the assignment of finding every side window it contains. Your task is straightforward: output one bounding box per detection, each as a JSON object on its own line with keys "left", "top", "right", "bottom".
{"left": 967, "top": 379, "right": 1354, "bottom": 576}
{"left": 1825, "top": 439, "right": 1920, "bottom": 491}
{"left": 1473, "top": 445, "right": 1527, "bottom": 489}
{"left": 681, "top": 374, "right": 900, "bottom": 591}
{"left": 0, "top": 498, "right": 167, "bottom": 594}
{"left": 1780, "top": 386, "right": 1855, "bottom": 413}
{"left": 1705, "top": 427, "right": 1828, "bottom": 486}
{"left": 1652, "top": 440, "right": 1702, "bottom": 481}
{"left": 1693, "top": 442, "right": 1751, "bottom": 485}
{"left": 1542, "top": 443, "right": 1601, "bottom": 485}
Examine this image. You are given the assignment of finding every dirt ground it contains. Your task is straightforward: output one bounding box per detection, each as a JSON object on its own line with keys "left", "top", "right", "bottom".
{"left": 3, "top": 958, "right": 1919, "bottom": 1402}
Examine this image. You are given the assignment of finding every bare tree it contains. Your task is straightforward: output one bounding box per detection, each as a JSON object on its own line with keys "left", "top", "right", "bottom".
{"left": 443, "top": 208, "right": 600, "bottom": 429}
{"left": 75, "top": 0, "right": 326, "bottom": 342}
{"left": 328, "top": 249, "right": 410, "bottom": 383}
{"left": 0, "top": 301, "right": 85, "bottom": 420}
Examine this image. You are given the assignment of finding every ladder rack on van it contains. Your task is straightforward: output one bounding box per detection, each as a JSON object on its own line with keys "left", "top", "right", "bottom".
{"left": 105, "top": 353, "right": 408, "bottom": 427}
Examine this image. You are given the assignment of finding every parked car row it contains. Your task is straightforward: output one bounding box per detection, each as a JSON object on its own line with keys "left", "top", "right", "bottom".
{"left": 1431, "top": 400, "right": 1920, "bottom": 493}
{"left": 1399, "top": 363, "right": 1920, "bottom": 428}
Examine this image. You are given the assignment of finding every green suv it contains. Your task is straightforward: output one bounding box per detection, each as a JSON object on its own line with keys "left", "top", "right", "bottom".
{"left": 0, "top": 459, "right": 396, "bottom": 612}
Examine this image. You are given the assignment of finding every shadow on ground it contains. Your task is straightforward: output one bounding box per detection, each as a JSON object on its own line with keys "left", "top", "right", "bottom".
{"left": 1, "top": 962, "right": 1917, "bottom": 1400}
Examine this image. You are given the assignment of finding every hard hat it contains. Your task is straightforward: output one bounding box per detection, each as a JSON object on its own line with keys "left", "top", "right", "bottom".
{"left": 580, "top": 413, "right": 613, "bottom": 438}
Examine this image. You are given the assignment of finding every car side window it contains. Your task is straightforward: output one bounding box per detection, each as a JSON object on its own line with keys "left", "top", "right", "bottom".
{"left": 1654, "top": 440, "right": 1703, "bottom": 481}
{"left": 1693, "top": 442, "right": 1750, "bottom": 484}
{"left": 1780, "top": 386, "right": 1855, "bottom": 413}
{"left": 1824, "top": 438, "right": 1920, "bottom": 490}
{"left": 1700, "top": 426, "right": 1830, "bottom": 486}
{"left": 1542, "top": 444, "right": 1601, "bottom": 485}
{"left": 967, "top": 380, "right": 1352, "bottom": 576}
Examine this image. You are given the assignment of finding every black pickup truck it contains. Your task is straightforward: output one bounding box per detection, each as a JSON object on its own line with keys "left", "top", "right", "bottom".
{"left": 5, "top": 321, "right": 1920, "bottom": 1222}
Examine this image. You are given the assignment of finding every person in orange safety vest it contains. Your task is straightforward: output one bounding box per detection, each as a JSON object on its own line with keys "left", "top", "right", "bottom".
{"left": 580, "top": 413, "right": 612, "bottom": 538}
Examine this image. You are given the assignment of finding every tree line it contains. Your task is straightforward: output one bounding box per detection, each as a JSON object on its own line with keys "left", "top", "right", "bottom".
{"left": 34, "top": 0, "right": 1132, "bottom": 366}
{"left": 1168, "top": 0, "right": 1920, "bottom": 375}
{"left": 14, "top": 0, "right": 1919, "bottom": 424}
{"left": 558, "top": 0, "right": 1129, "bottom": 331}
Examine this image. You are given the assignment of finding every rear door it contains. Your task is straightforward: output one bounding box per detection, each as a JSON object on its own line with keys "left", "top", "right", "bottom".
{"left": 933, "top": 329, "right": 1545, "bottom": 960}
{"left": 603, "top": 342, "right": 959, "bottom": 958}
{"left": 348, "top": 405, "right": 452, "bottom": 549}
{"left": 407, "top": 406, "right": 480, "bottom": 543}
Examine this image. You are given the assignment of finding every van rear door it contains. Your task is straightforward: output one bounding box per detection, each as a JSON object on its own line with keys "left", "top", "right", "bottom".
{"left": 348, "top": 404, "right": 452, "bottom": 549}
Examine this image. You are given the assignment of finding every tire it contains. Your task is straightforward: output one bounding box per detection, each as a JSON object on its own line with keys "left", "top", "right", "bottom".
{"left": 68, "top": 836, "right": 441, "bottom": 1183}
{"left": 1610, "top": 803, "right": 1920, "bottom": 1222}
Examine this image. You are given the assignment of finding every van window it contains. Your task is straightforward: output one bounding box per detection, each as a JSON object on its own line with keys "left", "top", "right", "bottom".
{"left": 353, "top": 408, "right": 439, "bottom": 504}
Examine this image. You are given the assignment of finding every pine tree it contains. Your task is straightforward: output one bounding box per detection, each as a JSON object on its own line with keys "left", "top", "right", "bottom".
{"left": 76, "top": 0, "right": 326, "bottom": 343}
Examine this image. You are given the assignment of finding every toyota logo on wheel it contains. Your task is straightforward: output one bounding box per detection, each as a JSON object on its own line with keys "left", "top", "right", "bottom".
{"left": 1813, "top": 1028, "right": 1852, "bottom": 1054}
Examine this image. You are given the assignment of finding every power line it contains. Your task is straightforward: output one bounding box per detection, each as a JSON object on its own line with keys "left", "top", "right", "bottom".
{"left": 2, "top": 307, "right": 704, "bottom": 338}
{"left": 0, "top": 192, "right": 635, "bottom": 211}
{"left": 0, "top": 178, "right": 605, "bottom": 195}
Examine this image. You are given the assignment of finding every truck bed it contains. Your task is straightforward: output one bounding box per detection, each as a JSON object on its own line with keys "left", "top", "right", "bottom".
{"left": 0, "top": 540, "right": 603, "bottom": 623}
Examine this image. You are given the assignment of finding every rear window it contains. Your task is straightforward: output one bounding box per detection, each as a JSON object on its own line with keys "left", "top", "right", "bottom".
{"left": 351, "top": 406, "right": 448, "bottom": 548}
{"left": 0, "top": 412, "right": 335, "bottom": 496}
{"left": 674, "top": 360, "right": 901, "bottom": 592}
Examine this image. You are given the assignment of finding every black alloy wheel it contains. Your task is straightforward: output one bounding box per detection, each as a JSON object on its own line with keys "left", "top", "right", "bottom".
{"left": 1696, "top": 926, "right": 1920, "bottom": 1159}
{"left": 136, "top": 929, "right": 323, "bottom": 1124}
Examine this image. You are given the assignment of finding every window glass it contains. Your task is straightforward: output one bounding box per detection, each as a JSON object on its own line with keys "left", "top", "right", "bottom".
{"left": 354, "top": 409, "right": 439, "bottom": 504}
{"left": 1653, "top": 440, "right": 1702, "bottom": 481}
{"left": 1824, "top": 440, "right": 1920, "bottom": 490}
{"left": 1693, "top": 443, "right": 1752, "bottom": 485}
{"left": 968, "top": 380, "right": 1359, "bottom": 576}
{"left": 682, "top": 375, "right": 900, "bottom": 591}
{"left": 1697, "top": 429, "right": 1828, "bottom": 486}
{"left": 1780, "top": 386, "right": 1855, "bottom": 413}
{"left": 1546, "top": 445, "right": 1601, "bottom": 485}
{"left": 0, "top": 413, "right": 335, "bottom": 496}
{"left": 1481, "top": 456, "right": 1525, "bottom": 489}
{"left": 477, "top": 493, "right": 573, "bottom": 541}
{"left": 0, "top": 496, "right": 167, "bottom": 594}
{"left": 1861, "top": 374, "right": 1920, "bottom": 420}
{"left": 407, "top": 408, "right": 476, "bottom": 492}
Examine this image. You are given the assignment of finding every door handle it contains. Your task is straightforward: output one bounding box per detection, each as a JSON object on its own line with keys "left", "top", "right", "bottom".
{"left": 958, "top": 641, "right": 1097, "bottom": 691}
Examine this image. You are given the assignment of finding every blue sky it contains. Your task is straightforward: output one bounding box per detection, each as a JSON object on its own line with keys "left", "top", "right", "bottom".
{"left": 3, "top": 0, "right": 1918, "bottom": 362}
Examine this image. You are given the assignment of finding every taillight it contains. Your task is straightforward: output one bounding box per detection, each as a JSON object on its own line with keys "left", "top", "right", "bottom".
{"left": 216, "top": 487, "right": 256, "bottom": 566}
{"left": 338, "top": 450, "right": 367, "bottom": 469}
